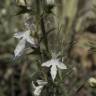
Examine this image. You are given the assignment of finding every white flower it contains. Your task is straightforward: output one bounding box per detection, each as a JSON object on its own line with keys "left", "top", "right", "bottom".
{"left": 32, "top": 80, "right": 47, "bottom": 96}
{"left": 14, "top": 30, "right": 37, "bottom": 57}
{"left": 42, "top": 59, "right": 67, "bottom": 81}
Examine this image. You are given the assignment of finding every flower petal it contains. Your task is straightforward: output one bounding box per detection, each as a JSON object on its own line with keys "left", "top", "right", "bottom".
{"left": 14, "top": 39, "right": 26, "bottom": 57}
{"left": 26, "top": 35, "right": 37, "bottom": 46}
{"left": 32, "top": 81, "right": 36, "bottom": 89}
{"left": 23, "top": 31, "right": 38, "bottom": 48}
{"left": 36, "top": 80, "right": 47, "bottom": 86}
{"left": 14, "top": 32, "right": 24, "bottom": 39}
{"left": 50, "top": 65, "right": 57, "bottom": 81}
{"left": 42, "top": 60, "right": 52, "bottom": 67}
{"left": 57, "top": 62, "right": 67, "bottom": 69}
{"left": 33, "top": 86, "right": 43, "bottom": 96}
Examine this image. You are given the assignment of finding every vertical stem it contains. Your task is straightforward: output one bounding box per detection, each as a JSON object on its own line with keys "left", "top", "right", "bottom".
{"left": 11, "top": 60, "right": 16, "bottom": 96}
{"left": 11, "top": 70, "right": 15, "bottom": 96}
{"left": 20, "top": 62, "right": 28, "bottom": 96}
{"left": 36, "top": 0, "right": 41, "bottom": 15}
{"left": 40, "top": 16, "right": 49, "bottom": 52}
{"left": 35, "top": 0, "right": 50, "bottom": 56}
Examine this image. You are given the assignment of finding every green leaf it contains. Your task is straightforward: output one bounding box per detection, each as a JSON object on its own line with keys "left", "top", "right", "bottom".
{"left": 16, "top": 5, "right": 32, "bottom": 15}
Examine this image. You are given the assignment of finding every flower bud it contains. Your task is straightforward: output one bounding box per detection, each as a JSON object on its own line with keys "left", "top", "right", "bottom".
{"left": 16, "top": 0, "right": 26, "bottom": 6}
{"left": 88, "top": 77, "right": 96, "bottom": 87}
{"left": 46, "top": 0, "right": 55, "bottom": 5}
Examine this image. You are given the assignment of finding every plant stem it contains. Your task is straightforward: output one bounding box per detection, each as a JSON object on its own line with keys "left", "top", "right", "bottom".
{"left": 40, "top": 16, "right": 49, "bottom": 53}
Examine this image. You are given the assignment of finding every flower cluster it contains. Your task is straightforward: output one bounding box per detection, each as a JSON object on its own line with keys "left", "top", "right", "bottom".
{"left": 13, "top": 0, "right": 67, "bottom": 96}
{"left": 14, "top": 30, "right": 67, "bottom": 95}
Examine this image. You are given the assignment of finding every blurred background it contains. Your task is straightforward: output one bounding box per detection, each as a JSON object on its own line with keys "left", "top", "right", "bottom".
{"left": 0, "top": 0, "right": 25, "bottom": 96}
{"left": 0, "top": 0, "right": 96, "bottom": 96}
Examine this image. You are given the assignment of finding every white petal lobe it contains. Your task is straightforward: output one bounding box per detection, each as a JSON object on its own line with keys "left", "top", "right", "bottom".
{"left": 34, "top": 86, "right": 43, "bottom": 96}
{"left": 26, "top": 35, "right": 36, "bottom": 45}
{"left": 50, "top": 65, "right": 57, "bottom": 81}
{"left": 57, "top": 62, "right": 67, "bottom": 69}
{"left": 14, "top": 39, "right": 26, "bottom": 57}
{"left": 32, "top": 80, "right": 47, "bottom": 96}
{"left": 36, "top": 80, "right": 47, "bottom": 86}
{"left": 14, "top": 32, "right": 24, "bottom": 39}
{"left": 42, "top": 60, "right": 52, "bottom": 67}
